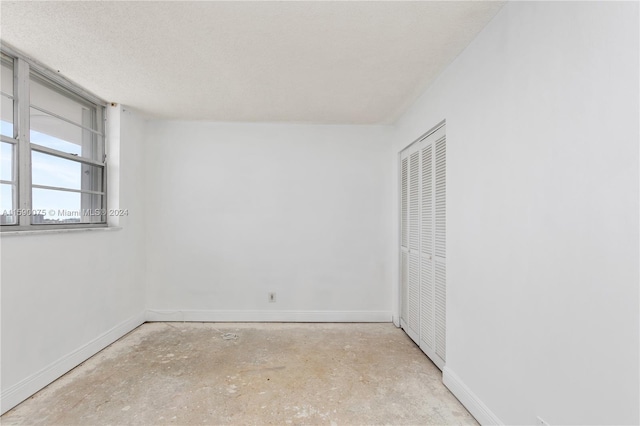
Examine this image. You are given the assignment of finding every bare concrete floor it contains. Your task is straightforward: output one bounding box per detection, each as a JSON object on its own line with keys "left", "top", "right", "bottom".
{"left": 2, "top": 323, "right": 477, "bottom": 425}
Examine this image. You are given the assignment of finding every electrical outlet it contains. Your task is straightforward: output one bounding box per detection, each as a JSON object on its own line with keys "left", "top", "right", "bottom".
{"left": 268, "top": 292, "right": 276, "bottom": 303}
{"left": 536, "top": 416, "right": 549, "bottom": 426}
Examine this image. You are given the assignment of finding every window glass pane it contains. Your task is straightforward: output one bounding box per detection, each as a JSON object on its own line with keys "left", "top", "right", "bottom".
{"left": 1, "top": 54, "right": 13, "bottom": 95}
{"left": 32, "top": 188, "right": 79, "bottom": 223}
{"left": 30, "top": 73, "right": 97, "bottom": 131}
{"left": 31, "top": 107, "right": 103, "bottom": 160}
{"left": 32, "top": 188, "right": 103, "bottom": 224}
{"left": 1, "top": 142, "right": 13, "bottom": 181}
{"left": 1, "top": 95, "right": 13, "bottom": 138}
{"left": 32, "top": 150, "right": 81, "bottom": 189}
{"left": 32, "top": 150, "right": 103, "bottom": 192}
{"left": 0, "top": 183, "right": 16, "bottom": 224}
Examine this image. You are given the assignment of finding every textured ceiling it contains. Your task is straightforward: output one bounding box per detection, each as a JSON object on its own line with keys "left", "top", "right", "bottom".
{"left": 1, "top": 1, "right": 504, "bottom": 124}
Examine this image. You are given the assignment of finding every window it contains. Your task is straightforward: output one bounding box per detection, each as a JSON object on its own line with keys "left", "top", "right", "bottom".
{"left": 0, "top": 47, "right": 107, "bottom": 230}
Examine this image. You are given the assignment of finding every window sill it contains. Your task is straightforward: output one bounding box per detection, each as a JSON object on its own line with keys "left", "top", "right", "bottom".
{"left": 0, "top": 226, "right": 122, "bottom": 237}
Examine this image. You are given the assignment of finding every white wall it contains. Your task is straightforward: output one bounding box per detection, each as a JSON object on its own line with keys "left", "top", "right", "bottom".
{"left": 144, "top": 122, "right": 394, "bottom": 322}
{"left": 0, "top": 107, "right": 147, "bottom": 413}
{"left": 392, "top": 2, "right": 639, "bottom": 424}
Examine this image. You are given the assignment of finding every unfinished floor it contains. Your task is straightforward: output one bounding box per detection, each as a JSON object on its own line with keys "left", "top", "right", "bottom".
{"left": 1, "top": 323, "right": 476, "bottom": 425}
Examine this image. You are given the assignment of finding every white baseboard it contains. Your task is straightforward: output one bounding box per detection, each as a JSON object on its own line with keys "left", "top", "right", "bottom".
{"left": 0, "top": 312, "right": 145, "bottom": 415}
{"left": 443, "top": 367, "right": 503, "bottom": 426}
{"left": 145, "top": 309, "right": 392, "bottom": 323}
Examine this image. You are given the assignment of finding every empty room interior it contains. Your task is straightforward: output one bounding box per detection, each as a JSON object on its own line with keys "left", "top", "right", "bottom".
{"left": 0, "top": 1, "right": 639, "bottom": 425}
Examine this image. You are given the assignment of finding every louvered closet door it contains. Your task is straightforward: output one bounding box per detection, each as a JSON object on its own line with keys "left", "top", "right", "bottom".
{"left": 400, "top": 156, "right": 409, "bottom": 334}
{"left": 419, "top": 143, "right": 435, "bottom": 354}
{"left": 400, "top": 149, "right": 421, "bottom": 344}
{"left": 400, "top": 124, "right": 446, "bottom": 369}
{"left": 433, "top": 134, "right": 446, "bottom": 364}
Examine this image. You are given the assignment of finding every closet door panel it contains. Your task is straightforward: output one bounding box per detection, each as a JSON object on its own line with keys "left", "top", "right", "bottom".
{"left": 420, "top": 258, "right": 434, "bottom": 348}
{"left": 406, "top": 150, "right": 421, "bottom": 341}
{"left": 401, "top": 157, "right": 408, "bottom": 249}
{"left": 435, "top": 261, "right": 446, "bottom": 361}
{"left": 400, "top": 156, "right": 409, "bottom": 326}
{"left": 419, "top": 144, "right": 434, "bottom": 350}
{"left": 434, "top": 135, "right": 446, "bottom": 363}
{"left": 435, "top": 137, "right": 446, "bottom": 260}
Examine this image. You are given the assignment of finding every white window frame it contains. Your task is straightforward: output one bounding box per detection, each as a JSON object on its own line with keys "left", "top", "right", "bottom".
{"left": 1, "top": 44, "right": 108, "bottom": 231}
